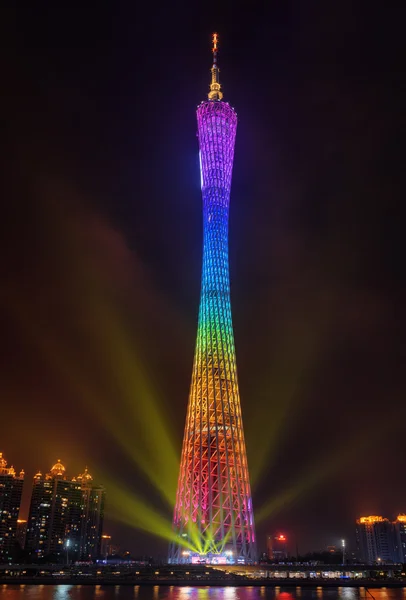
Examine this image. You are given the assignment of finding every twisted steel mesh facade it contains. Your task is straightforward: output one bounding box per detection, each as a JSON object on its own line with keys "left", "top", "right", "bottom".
{"left": 169, "top": 96, "right": 256, "bottom": 564}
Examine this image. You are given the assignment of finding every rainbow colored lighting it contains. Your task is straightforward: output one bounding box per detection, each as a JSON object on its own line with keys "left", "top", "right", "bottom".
{"left": 169, "top": 35, "right": 256, "bottom": 564}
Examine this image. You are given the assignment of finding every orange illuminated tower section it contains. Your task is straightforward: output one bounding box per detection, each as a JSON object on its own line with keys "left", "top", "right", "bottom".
{"left": 169, "top": 34, "right": 256, "bottom": 565}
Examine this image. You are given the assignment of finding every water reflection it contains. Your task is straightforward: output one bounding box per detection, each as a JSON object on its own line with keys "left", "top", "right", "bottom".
{"left": 0, "top": 586, "right": 405, "bottom": 600}
{"left": 339, "top": 587, "right": 359, "bottom": 600}
{"left": 176, "top": 588, "right": 193, "bottom": 600}
{"left": 279, "top": 593, "right": 295, "bottom": 600}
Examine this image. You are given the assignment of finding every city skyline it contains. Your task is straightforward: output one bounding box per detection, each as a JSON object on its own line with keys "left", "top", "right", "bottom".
{"left": 2, "top": 4, "right": 404, "bottom": 557}
{"left": 0, "top": 453, "right": 105, "bottom": 562}
{"left": 2, "top": 447, "right": 406, "bottom": 562}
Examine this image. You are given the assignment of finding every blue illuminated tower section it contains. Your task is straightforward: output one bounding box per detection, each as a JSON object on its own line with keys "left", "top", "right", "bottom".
{"left": 169, "top": 34, "right": 256, "bottom": 565}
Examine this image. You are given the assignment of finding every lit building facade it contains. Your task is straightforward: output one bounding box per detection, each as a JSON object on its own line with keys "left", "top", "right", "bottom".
{"left": 356, "top": 515, "right": 397, "bottom": 563}
{"left": 25, "top": 461, "right": 82, "bottom": 559}
{"left": 169, "top": 34, "right": 256, "bottom": 565}
{"left": 267, "top": 533, "right": 288, "bottom": 561}
{"left": 0, "top": 453, "right": 24, "bottom": 563}
{"left": 101, "top": 534, "right": 113, "bottom": 558}
{"left": 25, "top": 461, "right": 105, "bottom": 561}
{"left": 16, "top": 520, "right": 27, "bottom": 549}
{"left": 78, "top": 469, "right": 105, "bottom": 559}
{"left": 394, "top": 514, "right": 406, "bottom": 563}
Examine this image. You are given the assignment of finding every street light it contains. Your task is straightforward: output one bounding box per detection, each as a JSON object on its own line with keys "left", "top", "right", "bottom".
{"left": 341, "top": 539, "right": 345, "bottom": 565}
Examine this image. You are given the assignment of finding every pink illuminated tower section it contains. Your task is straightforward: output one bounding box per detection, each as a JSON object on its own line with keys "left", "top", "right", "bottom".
{"left": 169, "top": 34, "right": 256, "bottom": 565}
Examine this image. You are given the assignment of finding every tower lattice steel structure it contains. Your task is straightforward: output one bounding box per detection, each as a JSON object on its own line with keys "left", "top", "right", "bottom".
{"left": 169, "top": 34, "right": 256, "bottom": 565}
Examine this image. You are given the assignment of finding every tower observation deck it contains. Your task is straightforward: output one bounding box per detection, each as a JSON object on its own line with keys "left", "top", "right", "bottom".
{"left": 169, "top": 34, "right": 256, "bottom": 565}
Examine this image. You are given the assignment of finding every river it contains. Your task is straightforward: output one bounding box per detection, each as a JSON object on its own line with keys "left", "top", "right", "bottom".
{"left": 1, "top": 586, "right": 406, "bottom": 600}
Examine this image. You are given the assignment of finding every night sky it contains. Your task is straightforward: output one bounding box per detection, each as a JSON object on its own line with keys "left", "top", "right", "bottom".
{"left": 2, "top": 3, "right": 404, "bottom": 559}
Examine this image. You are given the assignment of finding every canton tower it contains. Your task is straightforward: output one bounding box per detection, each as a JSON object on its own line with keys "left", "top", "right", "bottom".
{"left": 169, "top": 34, "right": 256, "bottom": 565}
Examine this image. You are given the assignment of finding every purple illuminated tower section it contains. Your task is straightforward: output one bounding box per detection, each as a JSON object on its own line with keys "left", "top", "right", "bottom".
{"left": 169, "top": 34, "right": 256, "bottom": 565}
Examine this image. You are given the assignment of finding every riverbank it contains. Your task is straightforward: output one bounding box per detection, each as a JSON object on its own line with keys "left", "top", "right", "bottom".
{"left": 1, "top": 578, "right": 405, "bottom": 587}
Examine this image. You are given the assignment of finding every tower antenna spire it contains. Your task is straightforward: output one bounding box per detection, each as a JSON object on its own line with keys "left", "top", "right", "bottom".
{"left": 208, "top": 32, "right": 223, "bottom": 101}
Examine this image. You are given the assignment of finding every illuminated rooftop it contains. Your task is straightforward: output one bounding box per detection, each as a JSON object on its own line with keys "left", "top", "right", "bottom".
{"left": 49, "top": 459, "right": 66, "bottom": 477}
{"left": 0, "top": 452, "right": 23, "bottom": 477}
{"left": 0, "top": 452, "right": 6, "bottom": 470}
{"left": 358, "top": 515, "right": 385, "bottom": 524}
{"left": 77, "top": 467, "right": 93, "bottom": 483}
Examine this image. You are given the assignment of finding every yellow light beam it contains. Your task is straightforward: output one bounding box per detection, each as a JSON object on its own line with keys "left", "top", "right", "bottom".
{"left": 105, "top": 482, "right": 195, "bottom": 550}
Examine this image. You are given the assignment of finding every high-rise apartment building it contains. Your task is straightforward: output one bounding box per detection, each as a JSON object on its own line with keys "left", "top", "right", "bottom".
{"left": 16, "top": 520, "right": 27, "bottom": 549}
{"left": 356, "top": 515, "right": 397, "bottom": 563}
{"left": 0, "top": 453, "right": 24, "bottom": 563}
{"left": 25, "top": 461, "right": 82, "bottom": 559}
{"left": 394, "top": 514, "right": 406, "bottom": 563}
{"left": 25, "top": 461, "right": 105, "bottom": 561}
{"left": 169, "top": 33, "right": 256, "bottom": 566}
{"left": 78, "top": 468, "right": 105, "bottom": 559}
{"left": 101, "top": 534, "right": 112, "bottom": 558}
